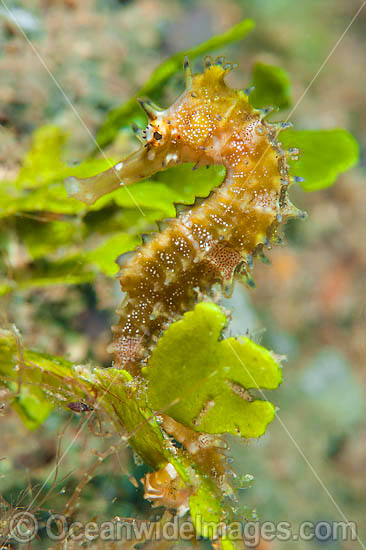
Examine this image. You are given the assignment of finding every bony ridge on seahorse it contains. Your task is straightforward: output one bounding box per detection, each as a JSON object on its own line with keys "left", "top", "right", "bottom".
{"left": 65, "top": 55, "right": 305, "bottom": 375}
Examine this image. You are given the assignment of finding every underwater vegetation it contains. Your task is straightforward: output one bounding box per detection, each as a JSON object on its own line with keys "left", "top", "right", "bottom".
{"left": 0, "top": 16, "right": 360, "bottom": 550}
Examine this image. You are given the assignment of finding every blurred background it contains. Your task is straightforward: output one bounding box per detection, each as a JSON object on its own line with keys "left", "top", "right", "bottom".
{"left": 0, "top": 0, "right": 365, "bottom": 549}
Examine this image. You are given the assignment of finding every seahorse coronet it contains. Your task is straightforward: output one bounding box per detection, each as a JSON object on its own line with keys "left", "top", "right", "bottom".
{"left": 66, "top": 56, "right": 305, "bottom": 374}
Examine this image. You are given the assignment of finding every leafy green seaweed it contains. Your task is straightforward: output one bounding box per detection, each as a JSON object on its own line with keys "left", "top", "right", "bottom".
{"left": 0, "top": 301, "right": 280, "bottom": 549}
{"left": 281, "top": 129, "right": 360, "bottom": 191}
{"left": 16, "top": 218, "right": 78, "bottom": 260}
{"left": 0, "top": 329, "right": 74, "bottom": 429}
{"left": 146, "top": 302, "right": 282, "bottom": 438}
{"left": 0, "top": 20, "right": 361, "bottom": 549}
{"left": 0, "top": 303, "right": 281, "bottom": 440}
{"left": 13, "top": 256, "right": 95, "bottom": 290}
{"left": 15, "top": 125, "right": 68, "bottom": 189}
{"left": 249, "top": 61, "right": 292, "bottom": 110}
{"left": 113, "top": 164, "right": 225, "bottom": 216}
{"left": 8, "top": 383, "right": 55, "bottom": 430}
{"left": 87, "top": 233, "right": 140, "bottom": 276}
{"left": 14, "top": 125, "right": 115, "bottom": 192}
{"left": 0, "top": 330, "right": 166, "bottom": 465}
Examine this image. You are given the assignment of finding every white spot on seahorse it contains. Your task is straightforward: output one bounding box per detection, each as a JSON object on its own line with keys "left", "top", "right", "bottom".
{"left": 115, "top": 162, "right": 123, "bottom": 171}
{"left": 166, "top": 153, "right": 178, "bottom": 164}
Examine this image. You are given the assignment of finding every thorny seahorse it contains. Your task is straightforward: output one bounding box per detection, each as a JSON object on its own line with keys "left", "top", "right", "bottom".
{"left": 66, "top": 55, "right": 304, "bottom": 376}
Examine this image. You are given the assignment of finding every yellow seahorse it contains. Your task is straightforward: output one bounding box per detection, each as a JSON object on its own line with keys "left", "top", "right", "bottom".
{"left": 66, "top": 55, "right": 303, "bottom": 375}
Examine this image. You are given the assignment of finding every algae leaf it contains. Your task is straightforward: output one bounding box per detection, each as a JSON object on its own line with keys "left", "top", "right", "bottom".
{"left": 146, "top": 302, "right": 282, "bottom": 438}
{"left": 87, "top": 233, "right": 140, "bottom": 276}
{"left": 281, "top": 129, "right": 359, "bottom": 191}
{"left": 11, "top": 256, "right": 95, "bottom": 291}
{"left": 16, "top": 218, "right": 78, "bottom": 260}
{"left": 95, "top": 19, "right": 255, "bottom": 149}
{"left": 14, "top": 124, "right": 115, "bottom": 192}
{"left": 0, "top": 126, "right": 116, "bottom": 218}
{"left": 113, "top": 164, "right": 225, "bottom": 217}
{"left": 15, "top": 125, "right": 68, "bottom": 189}
{"left": 0, "top": 329, "right": 74, "bottom": 429}
{"left": 8, "top": 384, "right": 55, "bottom": 430}
{"left": 249, "top": 62, "right": 292, "bottom": 111}
{"left": 0, "top": 330, "right": 173, "bottom": 468}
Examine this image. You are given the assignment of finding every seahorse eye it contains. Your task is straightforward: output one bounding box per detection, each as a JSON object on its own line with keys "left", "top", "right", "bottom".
{"left": 153, "top": 131, "right": 163, "bottom": 141}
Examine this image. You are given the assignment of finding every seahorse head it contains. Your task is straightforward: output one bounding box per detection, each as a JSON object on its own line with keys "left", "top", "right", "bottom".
{"left": 138, "top": 56, "right": 253, "bottom": 167}
{"left": 65, "top": 56, "right": 262, "bottom": 205}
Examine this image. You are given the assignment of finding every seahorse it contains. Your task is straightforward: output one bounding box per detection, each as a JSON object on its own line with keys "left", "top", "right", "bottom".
{"left": 66, "top": 55, "right": 304, "bottom": 375}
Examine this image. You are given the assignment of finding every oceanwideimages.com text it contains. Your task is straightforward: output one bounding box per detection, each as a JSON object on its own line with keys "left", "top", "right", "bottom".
{"left": 7, "top": 511, "right": 358, "bottom": 547}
